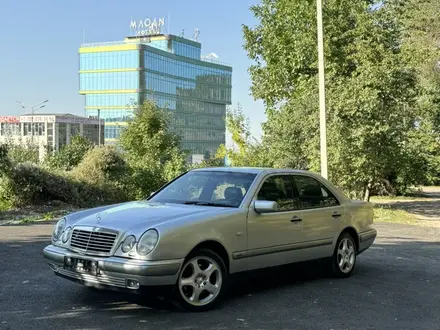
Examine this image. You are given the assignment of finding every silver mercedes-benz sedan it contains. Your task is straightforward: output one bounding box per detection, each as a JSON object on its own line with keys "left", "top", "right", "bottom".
{"left": 43, "top": 167, "right": 377, "bottom": 311}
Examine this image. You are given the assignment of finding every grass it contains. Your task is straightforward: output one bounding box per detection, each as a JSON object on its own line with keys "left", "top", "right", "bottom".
{"left": 17, "top": 211, "right": 66, "bottom": 224}
{"left": 373, "top": 205, "right": 417, "bottom": 225}
{"left": 370, "top": 195, "right": 435, "bottom": 202}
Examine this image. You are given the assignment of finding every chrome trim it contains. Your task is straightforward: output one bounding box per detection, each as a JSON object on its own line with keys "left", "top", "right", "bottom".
{"left": 69, "top": 226, "right": 119, "bottom": 257}
{"left": 50, "top": 264, "right": 128, "bottom": 288}
{"left": 232, "top": 238, "right": 334, "bottom": 260}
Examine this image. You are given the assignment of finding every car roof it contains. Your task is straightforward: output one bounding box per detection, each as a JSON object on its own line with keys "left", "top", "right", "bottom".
{"left": 191, "top": 167, "right": 315, "bottom": 176}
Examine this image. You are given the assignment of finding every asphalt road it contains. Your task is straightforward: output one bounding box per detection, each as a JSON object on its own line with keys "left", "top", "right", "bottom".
{"left": 1, "top": 221, "right": 439, "bottom": 330}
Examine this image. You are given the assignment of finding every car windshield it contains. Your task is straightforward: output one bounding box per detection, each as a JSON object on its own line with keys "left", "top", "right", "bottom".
{"left": 149, "top": 170, "right": 258, "bottom": 207}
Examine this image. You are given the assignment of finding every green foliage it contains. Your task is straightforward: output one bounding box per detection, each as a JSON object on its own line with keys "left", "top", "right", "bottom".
{"left": 119, "top": 99, "right": 188, "bottom": 198}
{"left": 216, "top": 104, "right": 270, "bottom": 167}
{"left": 69, "top": 145, "right": 130, "bottom": 201}
{"left": 242, "top": 0, "right": 439, "bottom": 199}
{"left": 0, "top": 161, "right": 122, "bottom": 208}
{"left": 390, "top": 0, "right": 440, "bottom": 186}
{"left": 45, "top": 135, "right": 94, "bottom": 170}
{"left": 0, "top": 143, "right": 129, "bottom": 210}
{"left": 2, "top": 135, "right": 40, "bottom": 164}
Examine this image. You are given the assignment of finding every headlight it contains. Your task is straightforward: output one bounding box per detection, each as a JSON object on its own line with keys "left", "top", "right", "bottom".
{"left": 137, "top": 229, "right": 159, "bottom": 256}
{"left": 121, "top": 235, "right": 136, "bottom": 253}
{"left": 52, "top": 218, "right": 66, "bottom": 242}
{"left": 61, "top": 227, "right": 72, "bottom": 243}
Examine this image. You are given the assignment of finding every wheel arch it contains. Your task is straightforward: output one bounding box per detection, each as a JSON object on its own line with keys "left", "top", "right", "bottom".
{"left": 187, "top": 240, "right": 230, "bottom": 274}
{"left": 339, "top": 227, "right": 360, "bottom": 252}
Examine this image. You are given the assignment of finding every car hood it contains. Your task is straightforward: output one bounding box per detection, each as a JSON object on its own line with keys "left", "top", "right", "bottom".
{"left": 68, "top": 200, "right": 230, "bottom": 232}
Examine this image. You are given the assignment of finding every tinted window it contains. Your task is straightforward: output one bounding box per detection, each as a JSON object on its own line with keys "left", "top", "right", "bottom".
{"left": 257, "top": 175, "right": 297, "bottom": 211}
{"left": 293, "top": 176, "right": 339, "bottom": 209}
{"left": 150, "top": 171, "right": 257, "bottom": 207}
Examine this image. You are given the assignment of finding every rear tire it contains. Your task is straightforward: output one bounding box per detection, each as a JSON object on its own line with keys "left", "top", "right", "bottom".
{"left": 172, "top": 248, "right": 228, "bottom": 312}
{"left": 330, "top": 232, "right": 357, "bottom": 278}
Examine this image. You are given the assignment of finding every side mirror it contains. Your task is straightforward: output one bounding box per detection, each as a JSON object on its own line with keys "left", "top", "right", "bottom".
{"left": 254, "top": 200, "right": 278, "bottom": 213}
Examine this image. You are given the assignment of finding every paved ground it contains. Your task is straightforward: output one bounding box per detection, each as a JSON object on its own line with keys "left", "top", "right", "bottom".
{"left": 0, "top": 221, "right": 439, "bottom": 330}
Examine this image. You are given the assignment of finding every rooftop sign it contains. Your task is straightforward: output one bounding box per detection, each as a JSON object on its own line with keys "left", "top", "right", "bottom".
{"left": 19, "top": 115, "right": 102, "bottom": 125}
{"left": 130, "top": 17, "right": 165, "bottom": 36}
{"left": 20, "top": 115, "right": 56, "bottom": 123}
{"left": 0, "top": 116, "right": 19, "bottom": 123}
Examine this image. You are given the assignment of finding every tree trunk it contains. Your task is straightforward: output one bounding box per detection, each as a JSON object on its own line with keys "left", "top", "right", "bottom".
{"left": 363, "top": 180, "right": 373, "bottom": 202}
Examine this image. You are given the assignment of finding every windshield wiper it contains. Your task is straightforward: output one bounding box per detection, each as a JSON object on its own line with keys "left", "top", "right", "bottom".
{"left": 183, "top": 201, "right": 236, "bottom": 208}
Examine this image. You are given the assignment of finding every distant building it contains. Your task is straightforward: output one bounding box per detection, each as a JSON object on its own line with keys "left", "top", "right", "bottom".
{"left": 0, "top": 114, "right": 104, "bottom": 160}
{"left": 78, "top": 33, "right": 232, "bottom": 159}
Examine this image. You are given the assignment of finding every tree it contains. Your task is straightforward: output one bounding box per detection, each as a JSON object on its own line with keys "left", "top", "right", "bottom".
{"left": 3, "top": 134, "right": 40, "bottom": 164}
{"left": 119, "top": 100, "right": 188, "bottom": 198}
{"left": 44, "top": 135, "right": 94, "bottom": 170}
{"left": 387, "top": 0, "right": 440, "bottom": 186}
{"left": 215, "top": 104, "right": 270, "bottom": 167}
{"left": 243, "top": 0, "right": 420, "bottom": 199}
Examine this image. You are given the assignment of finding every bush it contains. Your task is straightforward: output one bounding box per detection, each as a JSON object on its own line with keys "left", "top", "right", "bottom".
{"left": 44, "top": 135, "right": 93, "bottom": 170}
{"left": 0, "top": 144, "right": 132, "bottom": 209}
{"left": 69, "top": 145, "right": 131, "bottom": 202}
{"left": 0, "top": 161, "right": 122, "bottom": 208}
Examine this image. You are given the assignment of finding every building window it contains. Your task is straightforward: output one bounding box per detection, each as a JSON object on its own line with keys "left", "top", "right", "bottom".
{"left": 0, "top": 123, "right": 20, "bottom": 136}
{"left": 58, "top": 123, "right": 67, "bottom": 147}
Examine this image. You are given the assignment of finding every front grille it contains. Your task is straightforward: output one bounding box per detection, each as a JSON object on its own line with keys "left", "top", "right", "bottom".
{"left": 70, "top": 229, "right": 117, "bottom": 255}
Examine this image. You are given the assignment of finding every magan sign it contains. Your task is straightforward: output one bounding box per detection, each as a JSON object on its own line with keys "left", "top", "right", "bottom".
{"left": 130, "top": 17, "right": 165, "bottom": 36}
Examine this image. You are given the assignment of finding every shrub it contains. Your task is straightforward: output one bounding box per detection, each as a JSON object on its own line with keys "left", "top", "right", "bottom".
{"left": 0, "top": 162, "right": 116, "bottom": 208}
{"left": 44, "top": 135, "right": 93, "bottom": 170}
{"left": 0, "top": 144, "right": 131, "bottom": 209}
{"left": 69, "top": 145, "right": 131, "bottom": 202}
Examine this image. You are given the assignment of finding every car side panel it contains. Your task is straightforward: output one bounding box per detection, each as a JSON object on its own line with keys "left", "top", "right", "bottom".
{"left": 341, "top": 200, "right": 376, "bottom": 253}
{"left": 150, "top": 209, "right": 249, "bottom": 274}
{"left": 300, "top": 205, "right": 347, "bottom": 259}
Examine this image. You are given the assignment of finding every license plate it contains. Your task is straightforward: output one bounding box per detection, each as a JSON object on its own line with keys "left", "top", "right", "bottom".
{"left": 65, "top": 257, "right": 99, "bottom": 276}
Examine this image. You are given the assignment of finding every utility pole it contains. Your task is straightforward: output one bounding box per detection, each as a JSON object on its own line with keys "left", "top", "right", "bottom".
{"left": 316, "top": 0, "right": 328, "bottom": 179}
{"left": 16, "top": 99, "right": 49, "bottom": 145}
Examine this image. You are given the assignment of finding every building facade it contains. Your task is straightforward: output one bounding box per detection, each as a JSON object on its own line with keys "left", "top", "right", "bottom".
{"left": 79, "top": 34, "right": 232, "bottom": 157}
{"left": 0, "top": 114, "right": 104, "bottom": 160}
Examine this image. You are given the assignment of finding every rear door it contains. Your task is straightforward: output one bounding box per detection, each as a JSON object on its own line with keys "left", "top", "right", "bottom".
{"left": 292, "top": 174, "right": 343, "bottom": 259}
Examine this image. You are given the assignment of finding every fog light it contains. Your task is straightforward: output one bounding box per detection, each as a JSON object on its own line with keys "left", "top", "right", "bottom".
{"left": 65, "top": 257, "right": 72, "bottom": 266}
{"left": 126, "top": 279, "right": 140, "bottom": 289}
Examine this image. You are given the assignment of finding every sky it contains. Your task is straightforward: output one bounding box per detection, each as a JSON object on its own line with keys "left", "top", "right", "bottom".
{"left": 0, "top": 0, "right": 266, "bottom": 142}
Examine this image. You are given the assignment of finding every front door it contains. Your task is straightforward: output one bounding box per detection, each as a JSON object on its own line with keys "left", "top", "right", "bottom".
{"left": 246, "top": 174, "right": 305, "bottom": 271}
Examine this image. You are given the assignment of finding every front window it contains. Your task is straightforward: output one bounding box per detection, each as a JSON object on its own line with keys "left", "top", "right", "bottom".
{"left": 257, "top": 175, "right": 298, "bottom": 211}
{"left": 149, "top": 170, "right": 257, "bottom": 207}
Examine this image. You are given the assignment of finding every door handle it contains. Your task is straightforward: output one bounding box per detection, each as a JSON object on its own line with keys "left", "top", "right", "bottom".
{"left": 332, "top": 212, "right": 342, "bottom": 218}
{"left": 291, "top": 216, "right": 302, "bottom": 222}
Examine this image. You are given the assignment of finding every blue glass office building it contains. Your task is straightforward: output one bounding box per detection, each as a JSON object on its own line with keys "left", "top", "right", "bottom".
{"left": 79, "top": 34, "right": 232, "bottom": 156}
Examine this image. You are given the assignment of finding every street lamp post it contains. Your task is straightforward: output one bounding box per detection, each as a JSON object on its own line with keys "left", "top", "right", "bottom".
{"left": 316, "top": 0, "right": 328, "bottom": 179}
{"left": 16, "top": 99, "right": 49, "bottom": 144}
{"left": 97, "top": 109, "right": 101, "bottom": 146}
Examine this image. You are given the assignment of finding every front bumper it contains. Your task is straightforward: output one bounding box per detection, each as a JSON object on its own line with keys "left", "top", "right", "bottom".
{"left": 43, "top": 245, "right": 183, "bottom": 290}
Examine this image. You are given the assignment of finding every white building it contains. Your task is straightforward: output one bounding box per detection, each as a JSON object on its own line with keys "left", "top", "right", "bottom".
{"left": 0, "top": 113, "right": 104, "bottom": 161}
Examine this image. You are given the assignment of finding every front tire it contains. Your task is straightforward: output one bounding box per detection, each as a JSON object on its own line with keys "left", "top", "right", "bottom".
{"left": 172, "top": 248, "right": 228, "bottom": 312}
{"left": 330, "top": 232, "right": 357, "bottom": 278}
